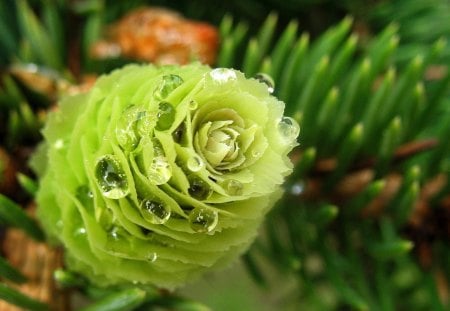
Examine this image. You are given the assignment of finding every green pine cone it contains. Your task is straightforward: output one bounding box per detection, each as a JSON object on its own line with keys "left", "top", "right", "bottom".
{"left": 34, "top": 63, "right": 299, "bottom": 289}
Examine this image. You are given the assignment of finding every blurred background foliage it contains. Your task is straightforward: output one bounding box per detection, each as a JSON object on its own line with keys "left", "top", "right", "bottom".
{"left": 0, "top": 0, "right": 449, "bottom": 310}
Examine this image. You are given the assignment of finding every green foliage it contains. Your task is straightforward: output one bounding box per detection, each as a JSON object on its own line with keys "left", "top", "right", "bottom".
{"left": 16, "top": 172, "right": 39, "bottom": 197}
{"left": 219, "top": 12, "right": 449, "bottom": 311}
{"left": 0, "top": 283, "right": 49, "bottom": 311}
{"left": 0, "top": 0, "right": 65, "bottom": 69}
{"left": 0, "top": 256, "right": 27, "bottom": 284}
{"left": 0, "top": 0, "right": 449, "bottom": 310}
{"left": 0, "top": 194, "right": 44, "bottom": 241}
{"left": 78, "top": 288, "right": 149, "bottom": 311}
{"left": 369, "top": 0, "right": 450, "bottom": 63}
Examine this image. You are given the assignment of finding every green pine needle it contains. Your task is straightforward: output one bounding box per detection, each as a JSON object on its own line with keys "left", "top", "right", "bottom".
{"left": 0, "top": 256, "right": 27, "bottom": 284}
{"left": 0, "top": 283, "right": 49, "bottom": 311}
{"left": 79, "top": 288, "right": 148, "bottom": 311}
{"left": 0, "top": 194, "right": 45, "bottom": 241}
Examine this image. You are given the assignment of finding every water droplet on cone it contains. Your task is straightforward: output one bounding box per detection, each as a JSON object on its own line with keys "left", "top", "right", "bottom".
{"left": 76, "top": 185, "right": 94, "bottom": 212}
{"left": 251, "top": 149, "right": 262, "bottom": 158}
{"left": 95, "top": 155, "right": 129, "bottom": 199}
{"left": 208, "top": 68, "right": 237, "bottom": 85}
{"left": 74, "top": 227, "right": 86, "bottom": 235}
{"left": 187, "top": 155, "right": 204, "bottom": 172}
{"left": 188, "top": 100, "right": 198, "bottom": 110}
{"left": 53, "top": 138, "right": 65, "bottom": 150}
{"left": 172, "top": 122, "right": 185, "bottom": 143}
{"left": 148, "top": 156, "right": 171, "bottom": 185}
{"left": 154, "top": 74, "right": 184, "bottom": 100}
{"left": 76, "top": 185, "right": 94, "bottom": 200}
{"left": 147, "top": 139, "right": 172, "bottom": 185}
{"left": 254, "top": 73, "right": 275, "bottom": 93}
{"left": 105, "top": 226, "right": 130, "bottom": 257}
{"left": 278, "top": 117, "right": 300, "bottom": 143}
{"left": 188, "top": 175, "right": 212, "bottom": 200}
{"left": 116, "top": 106, "right": 153, "bottom": 150}
{"left": 189, "top": 207, "right": 218, "bottom": 233}
{"left": 221, "top": 179, "right": 243, "bottom": 196}
{"left": 140, "top": 198, "right": 171, "bottom": 224}
{"left": 146, "top": 252, "right": 158, "bottom": 262}
{"left": 156, "top": 102, "right": 176, "bottom": 131}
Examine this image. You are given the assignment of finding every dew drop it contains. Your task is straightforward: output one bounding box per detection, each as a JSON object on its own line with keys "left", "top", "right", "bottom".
{"left": 136, "top": 112, "right": 155, "bottom": 137}
{"left": 53, "top": 138, "right": 65, "bottom": 150}
{"left": 116, "top": 106, "right": 138, "bottom": 150}
{"left": 76, "top": 185, "right": 94, "bottom": 211}
{"left": 156, "top": 102, "right": 176, "bottom": 131}
{"left": 208, "top": 68, "right": 237, "bottom": 85}
{"left": 105, "top": 226, "right": 130, "bottom": 257}
{"left": 152, "top": 137, "right": 164, "bottom": 156}
{"left": 172, "top": 122, "right": 185, "bottom": 143}
{"left": 95, "top": 155, "right": 129, "bottom": 199}
{"left": 188, "top": 100, "right": 198, "bottom": 110}
{"left": 74, "top": 227, "right": 86, "bottom": 235}
{"left": 278, "top": 116, "right": 300, "bottom": 142}
{"left": 98, "top": 208, "right": 113, "bottom": 230}
{"left": 254, "top": 73, "right": 275, "bottom": 93}
{"left": 221, "top": 179, "right": 243, "bottom": 196}
{"left": 108, "top": 226, "right": 123, "bottom": 240}
{"left": 290, "top": 181, "right": 305, "bottom": 196}
{"left": 251, "top": 149, "right": 263, "bottom": 158}
{"left": 147, "top": 138, "right": 172, "bottom": 184}
{"left": 187, "top": 155, "right": 204, "bottom": 172}
{"left": 76, "top": 185, "right": 94, "bottom": 200}
{"left": 153, "top": 74, "right": 184, "bottom": 100}
{"left": 189, "top": 207, "right": 218, "bottom": 233}
{"left": 148, "top": 156, "right": 171, "bottom": 185}
{"left": 188, "top": 175, "right": 212, "bottom": 200}
{"left": 140, "top": 198, "right": 171, "bottom": 224}
{"left": 146, "top": 252, "right": 158, "bottom": 262}
{"left": 116, "top": 106, "right": 153, "bottom": 150}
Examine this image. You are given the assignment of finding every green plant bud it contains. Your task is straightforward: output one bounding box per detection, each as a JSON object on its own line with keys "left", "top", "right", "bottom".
{"left": 34, "top": 63, "right": 299, "bottom": 289}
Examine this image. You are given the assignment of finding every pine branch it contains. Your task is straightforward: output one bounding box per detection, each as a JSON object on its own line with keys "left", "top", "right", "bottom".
{"left": 220, "top": 13, "right": 450, "bottom": 309}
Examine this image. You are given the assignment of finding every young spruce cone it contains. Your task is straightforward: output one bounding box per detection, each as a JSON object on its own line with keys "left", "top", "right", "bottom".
{"left": 33, "top": 63, "right": 299, "bottom": 289}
